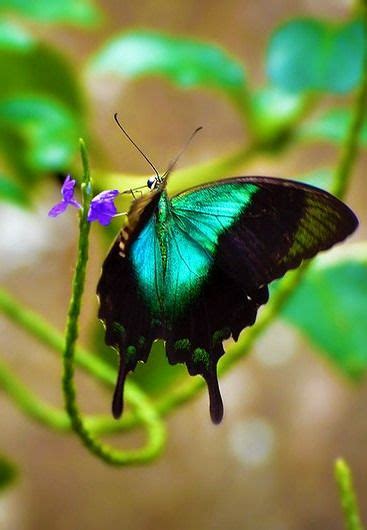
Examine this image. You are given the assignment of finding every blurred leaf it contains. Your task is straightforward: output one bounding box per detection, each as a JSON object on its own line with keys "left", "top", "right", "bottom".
{"left": 0, "top": 455, "right": 17, "bottom": 492}
{"left": 281, "top": 244, "right": 367, "bottom": 379}
{"left": 299, "top": 108, "right": 367, "bottom": 145}
{"left": 267, "top": 18, "right": 364, "bottom": 93}
{"left": 0, "top": 33, "right": 86, "bottom": 184}
{"left": 0, "top": 97, "right": 81, "bottom": 180}
{"left": 0, "top": 0, "right": 102, "bottom": 26}
{"left": 0, "top": 172, "right": 29, "bottom": 206}
{"left": 0, "top": 20, "right": 35, "bottom": 50}
{"left": 89, "top": 30, "right": 247, "bottom": 100}
{"left": 0, "top": 42, "right": 84, "bottom": 113}
{"left": 250, "top": 85, "right": 308, "bottom": 142}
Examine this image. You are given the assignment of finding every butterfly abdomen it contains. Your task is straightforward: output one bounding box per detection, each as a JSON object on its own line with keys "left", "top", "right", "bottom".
{"left": 155, "top": 194, "right": 171, "bottom": 274}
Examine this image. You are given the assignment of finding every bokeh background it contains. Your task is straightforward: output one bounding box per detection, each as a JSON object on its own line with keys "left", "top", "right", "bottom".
{"left": 0, "top": 0, "right": 366, "bottom": 529}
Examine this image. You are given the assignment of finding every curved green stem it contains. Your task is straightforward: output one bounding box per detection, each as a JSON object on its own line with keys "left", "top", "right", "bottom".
{"left": 0, "top": 288, "right": 166, "bottom": 435}
{"left": 0, "top": 288, "right": 115, "bottom": 387}
{"left": 0, "top": 357, "right": 69, "bottom": 431}
{"left": 335, "top": 459, "right": 365, "bottom": 530}
{"left": 62, "top": 139, "right": 166, "bottom": 465}
{"left": 0, "top": 355, "right": 159, "bottom": 435}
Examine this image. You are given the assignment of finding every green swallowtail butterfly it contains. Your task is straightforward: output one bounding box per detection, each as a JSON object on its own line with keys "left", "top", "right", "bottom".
{"left": 97, "top": 121, "right": 358, "bottom": 424}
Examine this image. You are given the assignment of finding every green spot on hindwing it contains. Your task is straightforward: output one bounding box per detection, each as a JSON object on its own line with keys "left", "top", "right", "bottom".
{"left": 126, "top": 345, "right": 137, "bottom": 363}
{"left": 112, "top": 322, "right": 126, "bottom": 338}
{"left": 138, "top": 336, "right": 146, "bottom": 348}
{"left": 212, "top": 327, "right": 231, "bottom": 346}
{"left": 193, "top": 348, "right": 210, "bottom": 370}
{"left": 174, "top": 338, "right": 191, "bottom": 351}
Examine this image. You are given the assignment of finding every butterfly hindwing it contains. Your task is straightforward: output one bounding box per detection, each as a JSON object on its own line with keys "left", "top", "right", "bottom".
{"left": 164, "top": 263, "right": 269, "bottom": 422}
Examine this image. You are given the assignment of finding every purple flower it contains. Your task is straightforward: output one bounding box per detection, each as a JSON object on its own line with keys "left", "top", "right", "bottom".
{"left": 48, "top": 175, "right": 81, "bottom": 217}
{"left": 87, "top": 189, "right": 119, "bottom": 226}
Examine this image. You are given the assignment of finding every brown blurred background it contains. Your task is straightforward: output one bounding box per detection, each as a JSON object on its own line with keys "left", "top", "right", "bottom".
{"left": 1, "top": 0, "right": 367, "bottom": 529}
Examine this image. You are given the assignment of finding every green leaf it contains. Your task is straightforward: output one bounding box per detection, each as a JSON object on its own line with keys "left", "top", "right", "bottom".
{"left": 0, "top": 173, "right": 29, "bottom": 206}
{"left": 0, "top": 33, "right": 86, "bottom": 182}
{"left": 89, "top": 30, "right": 246, "bottom": 99}
{"left": 0, "top": 0, "right": 102, "bottom": 26}
{"left": 0, "top": 41, "right": 84, "bottom": 113}
{"left": 281, "top": 243, "right": 367, "bottom": 379}
{"left": 0, "top": 97, "right": 81, "bottom": 179}
{"left": 299, "top": 108, "right": 367, "bottom": 146}
{"left": 267, "top": 18, "right": 364, "bottom": 93}
{"left": 0, "top": 20, "right": 35, "bottom": 50}
{"left": 250, "top": 85, "right": 308, "bottom": 141}
{"left": 0, "top": 455, "right": 17, "bottom": 492}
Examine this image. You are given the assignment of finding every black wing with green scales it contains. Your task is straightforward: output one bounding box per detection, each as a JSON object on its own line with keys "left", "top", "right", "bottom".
{"left": 97, "top": 176, "right": 358, "bottom": 423}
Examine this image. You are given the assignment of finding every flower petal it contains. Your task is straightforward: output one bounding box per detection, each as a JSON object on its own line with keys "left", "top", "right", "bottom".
{"left": 87, "top": 188, "right": 119, "bottom": 225}
{"left": 87, "top": 207, "right": 113, "bottom": 224}
{"left": 69, "top": 199, "right": 82, "bottom": 209}
{"left": 91, "top": 189, "right": 119, "bottom": 203}
{"left": 97, "top": 213, "right": 114, "bottom": 226}
{"left": 61, "top": 175, "right": 77, "bottom": 203}
{"left": 48, "top": 200, "right": 68, "bottom": 217}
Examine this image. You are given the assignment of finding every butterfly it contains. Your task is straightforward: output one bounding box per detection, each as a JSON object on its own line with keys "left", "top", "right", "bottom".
{"left": 97, "top": 120, "right": 358, "bottom": 424}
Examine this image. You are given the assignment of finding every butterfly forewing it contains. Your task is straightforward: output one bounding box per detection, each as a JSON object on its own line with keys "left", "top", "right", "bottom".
{"left": 171, "top": 177, "right": 358, "bottom": 290}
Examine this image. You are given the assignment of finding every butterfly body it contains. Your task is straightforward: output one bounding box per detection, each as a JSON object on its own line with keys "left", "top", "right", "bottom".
{"left": 97, "top": 176, "right": 358, "bottom": 423}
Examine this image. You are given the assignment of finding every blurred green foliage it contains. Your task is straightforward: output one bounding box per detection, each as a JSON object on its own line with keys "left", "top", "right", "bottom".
{"left": 0, "top": 1, "right": 366, "bottom": 416}
{"left": 0, "top": 454, "right": 17, "bottom": 492}
{"left": 0, "top": 0, "right": 102, "bottom": 26}
{"left": 299, "top": 108, "right": 367, "bottom": 145}
{"left": 282, "top": 245, "right": 367, "bottom": 379}
{"left": 267, "top": 18, "right": 365, "bottom": 93}
{"left": 89, "top": 31, "right": 247, "bottom": 99}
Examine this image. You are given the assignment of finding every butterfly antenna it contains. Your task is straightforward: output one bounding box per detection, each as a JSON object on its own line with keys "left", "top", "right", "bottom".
{"left": 114, "top": 113, "right": 160, "bottom": 180}
{"left": 163, "top": 126, "right": 203, "bottom": 178}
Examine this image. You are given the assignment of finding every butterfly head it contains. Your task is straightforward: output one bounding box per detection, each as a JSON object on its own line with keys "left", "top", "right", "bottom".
{"left": 147, "top": 175, "right": 161, "bottom": 190}
{"left": 147, "top": 173, "right": 168, "bottom": 192}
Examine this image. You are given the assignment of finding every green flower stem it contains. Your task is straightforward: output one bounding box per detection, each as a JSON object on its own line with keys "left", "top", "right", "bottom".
{"left": 62, "top": 139, "right": 166, "bottom": 465}
{"left": 335, "top": 459, "right": 365, "bottom": 530}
